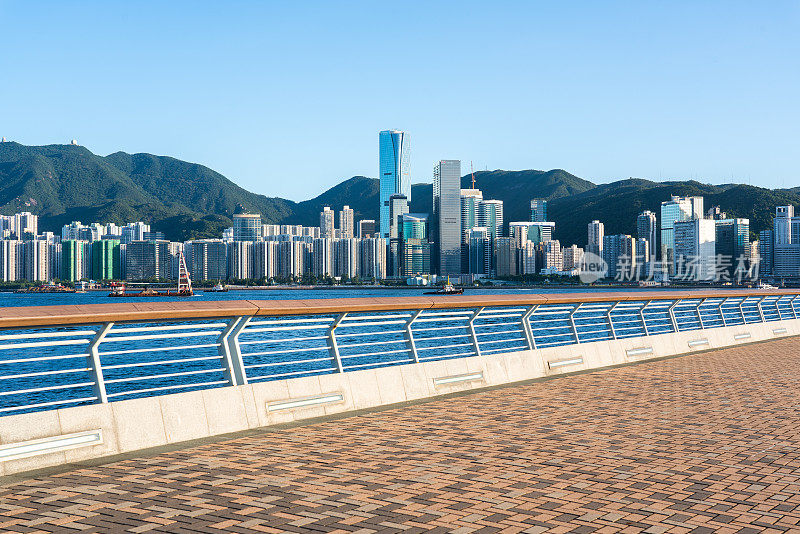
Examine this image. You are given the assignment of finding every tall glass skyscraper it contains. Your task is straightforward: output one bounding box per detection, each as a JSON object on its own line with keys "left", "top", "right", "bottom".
{"left": 660, "top": 196, "right": 703, "bottom": 273}
{"left": 379, "top": 130, "right": 411, "bottom": 238}
{"left": 433, "top": 160, "right": 461, "bottom": 276}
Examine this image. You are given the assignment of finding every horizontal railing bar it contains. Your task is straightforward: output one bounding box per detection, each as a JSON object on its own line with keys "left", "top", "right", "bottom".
{"left": 0, "top": 330, "right": 96, "bottom": 341}
{"left": 0, "top": 367, "right": 90, "bottom": 381}
{"left": 239, "top": 335, "right": 328, "bottom": 345}
{"left": 242, "top": 345, "right": 329, "bottom": 357}
{"left": 474, "top": 329, "right": 524, "bottom": 337}
{"left": 341, "top": 313, "right": 413, "bottom": 321}
{"left": 243, "top": 325, "right": 330, "bottom": 333}
{"left": 99, "top": 343, "right": 220, "bottom": 356}
{"left": 417, "top": 342, "right": 473, "bottom": 351}
{"left": 414, "top": 318, "right": 470, "bottom": 324}
{"left": 338, "top": 338, "right": 408, "bottom": 349}
{"left": 105, "top": 368, "right": 225, "bottom": 385}
{"left": 335, "top": 329, "right": 406, "bottom": 338}
{"left": 109, "top": 323, "right": 228, "bottom": 333}
{"left": 103, "top": 355, "right": 223, "bottom": 370}
{"left": 340, "top": 348, "right": 411, "bottom": 358}
{"left": 420, "top": 310, "right": 475, "bottom": 317}
{"left": 102, "top": 331, "right": 221, "bottom": 343}
{"left": 336, "top": 320, "right": 409, "bottom": 328}
{"left": 0, "top": 353, "right": 89, "bottom": 365}
{"left": 412, "top": 325, "right": 469, "bottom": 332}
{"left": 244, "top": 356, "right": 333, "bottom": 370}
{"left": 0, "top": 339, "right": 89, "bottom": 350}
{"left": 414, "top": 334, "right": 471, "bottom": 342}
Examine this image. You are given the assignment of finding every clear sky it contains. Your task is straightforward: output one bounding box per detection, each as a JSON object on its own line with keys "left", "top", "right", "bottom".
{"left": 1, "top": 1, "right": 798, "bottom": 200}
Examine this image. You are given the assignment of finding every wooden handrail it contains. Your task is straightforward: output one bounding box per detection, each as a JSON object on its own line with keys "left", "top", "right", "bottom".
{"left": 0, "top": 289, "right": 795, "bottom": 328}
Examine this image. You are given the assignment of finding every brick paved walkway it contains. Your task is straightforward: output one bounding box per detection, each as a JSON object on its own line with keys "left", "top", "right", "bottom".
{"left": 2, "top": 339, "right": 800, "bottom": 533}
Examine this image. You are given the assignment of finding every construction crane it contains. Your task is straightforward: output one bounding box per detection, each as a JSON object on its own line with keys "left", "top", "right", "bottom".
{"left": 470, "top": 161, "right": 476, "bottom": 189}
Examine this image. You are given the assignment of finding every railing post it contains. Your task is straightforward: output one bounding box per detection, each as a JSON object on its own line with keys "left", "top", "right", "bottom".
{"left": 791, "top": 296, "right": 799, "bottom": 320}
{"left": 640, "top": 301, "right": 650, "bottom": 336}
{"left": 521, "top": 305, "right": 537, "bottom": 350}
{"left": 697, "top": 298, "right": 707, "bottom": 329}
{"left": 569, "top": 304, "right": 581, "bottom": 344}
{"left": 405, "top": 309, "right": 423, "bottom": 363}
{"left": 328, "top": 313, "right": 348, "bottom": 372}
{"left": 668, "top": 301, "right": 679, "bottom": 332}
{"left": 756, "top": 296, "right": 766, "bottom": 322}
{"left": 719, "top": 298, "right": 727, "bottom": 327}
{"left": 469, "top": 307, "right": 484, "bottom": 358}
{"left": 218, "top": 316, "right": 251, "bottom": 386}
{"left": 607, "top": 302, "right": 619, "bottom": 339}
{"left": 738, "top": 298, "right": 746, "bottom": 323}
{"left": 87, "top": 322, "right": 113, "bottom": 404}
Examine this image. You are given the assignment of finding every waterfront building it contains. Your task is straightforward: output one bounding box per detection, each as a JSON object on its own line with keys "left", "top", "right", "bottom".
{"left": 494, "top": 237, "right": 517, "bottom": 277}
{"left": 660, "top": 196, "right": 703, "bottom": 272}
{"left": 61, "top": 240, "right": 91, "bottom": 281}
{"left": 379, "top": 130, "right": 411, "bottom": 238}
{"left": 774, "top": 206, "right": 793, "bottom": 245}
{"left": 228, "top": 241, "right": 253, "bottom": 280}
{"left": 518, "top": 241, "right": 537, "bottom": 275}
{"left": 562, "top": 244, "right": 584, "bottom": 272}
{"left": 673, "top": 219, "right": 716, "bottom": 281}
{"left": 759, "top": 230, "right": 774, "bottom": 276}
{"left": 0, "top": 240, "right": 23, "bottom": 281}
{"left": 253, "top": 240, "right": 280, "bottom": 280}
{"left": 460, "top": 189, "right": 483, "bottom": 244}
{"left": 339, "top": 206, "right": 354, "bottom": 239}
{"left": 320, "top": 207, "right": 334, "bottom": 238}
{"left": 92, "top": 239, "right": 121, "bottom": 280}
{"left": 360, "top": 237, "right": 387, "bottom": 280}
{"left": 530, "top": 199, "right": 547, "bottom": 223}
{"left": 233, "top": 213, "right": 262, "bottom": 242}
{"left": 23, "top": 240, "right": 49, "bottom": 281}
{"left": 637, "top": 210, "right": 657, "bottom": 257}
{"left": 510, "top": 222, "right": 554, "bottom": 245}
{"left": 479, "top": 200, "right": 503, "bottom": 240}
{"left": 537, "top": 240, "right": 563, "bottom": 273}
{"left": 433, "top": 160, "right": 462, "bottom": 276}
{"left": 715, "top": 218, "right": 750, "bottom": 276}
{"left": 602, "top": 234, "right": 636, "bottom": 279}
{"left": 188, "top": 240, "right": 227, "bottom": 281}
{"left": 126, "top": 241, "right": 171, "bottom": 281}
{"left": 312, "top": 238, "right": 334, "bottom": 278}
{"left": 587, "top": 220, "right": 604, "bottom": 257}
{"left": 398, "top": 214, "right": 430, "bottom": 277}
{"left": 467, "top": 227, "right": 490, "bottom": 275}
{"left": 358, "top": 220, "right": 376, "bottom": 238}
{"left": 334, "top": 238, "right": 359, "bottom": 280}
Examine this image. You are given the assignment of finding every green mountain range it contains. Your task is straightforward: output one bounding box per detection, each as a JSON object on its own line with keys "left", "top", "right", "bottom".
{"left": 0, "top": 142, "right": 794, "bottom": 244}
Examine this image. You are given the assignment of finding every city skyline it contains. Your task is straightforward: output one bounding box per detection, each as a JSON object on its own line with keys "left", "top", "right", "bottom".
{"left": 1, "top": 2, "right": 797, "bottom": 200}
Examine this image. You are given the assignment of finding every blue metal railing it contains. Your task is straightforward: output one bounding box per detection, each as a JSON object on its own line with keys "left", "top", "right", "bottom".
{"left": 0, "top": 293, "right": 797, "bottom": 416}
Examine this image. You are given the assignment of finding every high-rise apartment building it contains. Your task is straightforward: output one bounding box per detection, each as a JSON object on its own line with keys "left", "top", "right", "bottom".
{"left": 587, "top": 220, "right": 604, "bottom": 257}
{"left": 530, "top": 199, "right": 547, "bottom": 223}
{"left": 92, "top": 239, "right": 121, "bottom": 280}
{"left": 339, "top": 206, "right": 354, "bottom": 238}
{"left": 602, "top": 234, "right": 636, "bottom": 279}
{"left": 433, "top": 160, "right": 462, "bottom": 276}
{"left": 637, "top": 211, "right": 657, "bottom": 258}
{"left": 126, "top": 241, "right": 171, "bottom": 281}
{"left": 379, "top": 130, "right": 411, "bottom": 238}
{"left": 320, "top": 207, "right": 334, "bottom": 238}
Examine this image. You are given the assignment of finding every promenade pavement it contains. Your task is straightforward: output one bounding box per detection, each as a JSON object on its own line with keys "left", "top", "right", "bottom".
{"left": 1, "top": 338, "right": 799, "bottom": 533}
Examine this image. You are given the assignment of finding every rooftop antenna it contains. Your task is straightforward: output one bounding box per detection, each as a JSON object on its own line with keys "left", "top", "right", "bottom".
{"left": 471, "top": 161, "right": 476, "bottom": 189}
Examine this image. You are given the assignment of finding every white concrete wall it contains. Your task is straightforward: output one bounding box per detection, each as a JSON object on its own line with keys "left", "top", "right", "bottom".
{"left": 1, "top": 318, "right": 798, "bottom": 476}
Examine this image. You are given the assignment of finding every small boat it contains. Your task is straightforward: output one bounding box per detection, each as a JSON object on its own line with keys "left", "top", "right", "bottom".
{"left": 208, "top": 282, "right": 229, "bottom": 293}
{"left": 424, "top": 278, "right": 464, "bottom": 295}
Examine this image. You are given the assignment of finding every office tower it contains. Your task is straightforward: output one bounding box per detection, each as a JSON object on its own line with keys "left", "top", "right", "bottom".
{"left": 759, "top": 230, "right": 774, "bottom": 276}
{"left": 519, "top": 241, "right": 537, "bottom": 275}
{"left": 319, "top": 207, "right": 335, "bottom": 238}
{"left": 433, "top": 160, "right": 462, "bottom": 276}
{"left": 774, "top": 206, "right": 794, "bottom": 245}
{"left": 23, "top": 240, "right": 49, "bottom": 281}
{"left": 460, "top": 189, "right": 483, "bottom": 243}
{"left": 530, "top": 199, "right": 547, "bottom": 222}
{"left": 494, "top": 237, "right": 517, "bottom": 277}
{"left": 379, "top": 130, "right": 411, "bottom": 238}
{"left": 358, "top": 220, "right": 376, "bottom": 238}
{"left": 510, "top": 222, "right": 555, "bottom": 245}
{"left": 478, "top": 200, "right": 503, "bottom": 240}
{"left": 0, "top": 240, "right": 23, "bottom": 281}
{"left": 715, "top": 218, "right": 750, "bottom": 260}
{"left": 398, "top": 214, "right": 430, "bottom": 277}
{"left": 126, "top": 241, "right": 171, "bottom": 281}
{"left": 637, "top": 211, "right": 657, "bottom": 257}
{"left": 228, "top": 241, "right": 253, "bottom": 280}
{"left": 360, "top": 238, "right": 388, "bottom": 280}
{"left": 339, "top": 206, "right": 354, "bottom": 239}
{"left": 660, "top": 196, "right": 703, "bottom": 271}
{"left": 92, "top": 239, "right": 121, "bottom": 280}
{"left": 602, "top": 234, "right": 636, "bottom": 279}
{"left": 673, "top": 219, "right": 716, "bottom": 281}
{"left": 233, "top": 213, "right": 263, "bottom": 242}
{"left": 587, "top": 220, "right": 604, "bottom": 257}
{"left": 635, "top": 238, "right": 650, "bottom": 278}
{"left": 562, "top": 245, "right": 584, "bottom": 272}
{"left": 467, "top": 227, "right": 490, "bottom": 275}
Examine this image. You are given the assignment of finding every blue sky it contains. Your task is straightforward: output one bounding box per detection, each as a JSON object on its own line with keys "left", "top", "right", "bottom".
{"left": 1, "top": 1, "right": 798, "bottom": 200}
